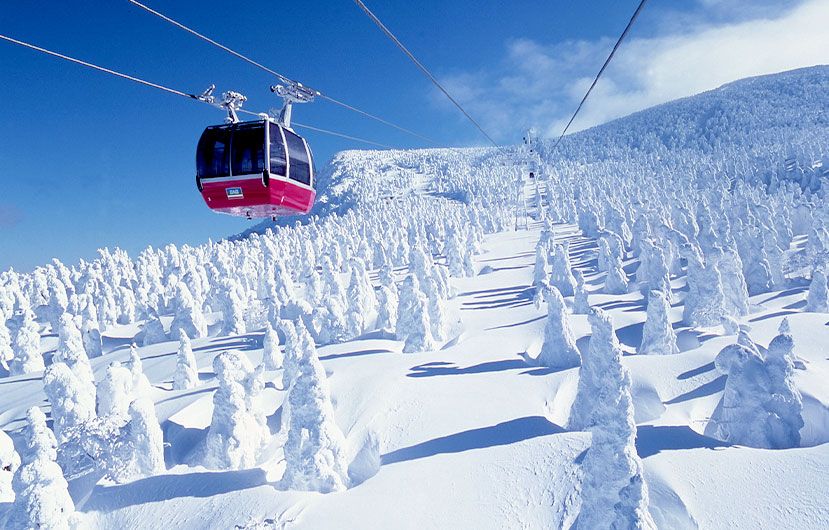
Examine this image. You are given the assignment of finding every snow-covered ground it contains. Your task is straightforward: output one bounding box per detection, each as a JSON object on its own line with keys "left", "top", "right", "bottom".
{"left": 1, "top": 66, "right": 828, "bottom": 529}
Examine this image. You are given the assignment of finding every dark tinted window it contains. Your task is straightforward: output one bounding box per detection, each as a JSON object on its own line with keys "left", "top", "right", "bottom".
{"left": 196, "top": 127, "right": 230, "bottom": 178}
{"left": 306, "top": 143, "right": 315, "bottom": 188}
{"left": 231, "top": 125, "right": 266, "bottom": 175}
{"left": 269, "top": 123, "right": 288, "bottom": 176}
{"left": 284, "top": 129, "right": 311, "bottom": 185}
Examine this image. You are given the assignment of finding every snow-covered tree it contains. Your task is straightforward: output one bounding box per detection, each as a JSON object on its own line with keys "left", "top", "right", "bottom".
{"left": 533, "top": 245, "right": 549, "bottom": 291}
{"left": 97, "top": 361, "right": 134, "bottom": 417}
{"left": 0, "top": 428, "right": 20, "bottom": 502}
{"left": 569, "top": 308, "right": 628, "bottom": 432}
{"left": 535, "top": 285, "right": 580, "bottom": 369}
{"left": 173, "top": 330, "right": 199, "bottom": 390}
{"left": 219, "top": 279, "right": 247, "bottom": 336}
{"left": 573, "top": 269, "right": 591, "bottom": 315}
{"left": 682, "top": 245, "right": 725, "bottom": 327}
{"left": 141, "top": 311, "right": 167, "bottom": 346}
{"left": 81, "top": 317, "right": 103, "bottom": 359}
{"left": 280, "top": 330, "right": 349, "bottom": 493}
{"left": 261, "top": 322, "right": 283, "bottom": 371}
{"left": 550, "top": 244, "right": 577, "bottom": 296}
{"left": 121, "top": 398, "right": 165, "bottom": 479}
{"left": 638, "top": 290, "right": 679, "bottom": 355}
{"left": 8, "top": 407, "right": 75, "bottom": 530}
{"left": 9, "top": 309, "right": 43, "bottom": 376}
{"left": 169, "top": 283, "right": 208, "bottom": 340}
{"left": 395, "top": 274, "right": 435, "bottom": 353}
{"left": 43, "top": 362, "right": 96, "bottom": 444}
{"left": 53, "top": 313, "right": 96, "bottom": 406}
{"left": 718, "top": 247, "right": 750, "bottom": 318}
{"left": 376, "top": 284, "right": 398, "bottom": 331}
{"left": 570, "top": 309, "right": 656, "bottom": 530}
{"left": 706, "top": 341, "right": 804, "bottom": 449}
{"left": 805, "top": 267, "right": 828, "bottom": 312}
{"left": 446, "top": 228, "right": 471, "bottom": 278}
{"left": 204, "top": 350, "right": 268, "bottom": 470}
{"left": 0, "top": 320, "right": 13, "bottom": 376}
{"left": 128, "top": 343, "right": 153, "bottom": 399}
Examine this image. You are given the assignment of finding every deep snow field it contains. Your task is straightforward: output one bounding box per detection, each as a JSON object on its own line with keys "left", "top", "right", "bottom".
{"left": 1, "top": 66, "right": 828, "bottom": 529}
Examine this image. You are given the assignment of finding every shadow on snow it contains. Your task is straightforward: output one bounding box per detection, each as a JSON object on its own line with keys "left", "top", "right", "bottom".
{"left": 382, "top": 416, "right": 564, "bottom": 465}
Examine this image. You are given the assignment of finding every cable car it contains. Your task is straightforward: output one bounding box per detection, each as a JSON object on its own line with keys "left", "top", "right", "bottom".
{"left": 196, "top": 85, "right": 317, "bottom": 219}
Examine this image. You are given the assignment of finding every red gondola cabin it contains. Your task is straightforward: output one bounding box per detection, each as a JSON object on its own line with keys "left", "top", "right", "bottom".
{"left": 196, "top": 118, "right": 316, "bottom": 219}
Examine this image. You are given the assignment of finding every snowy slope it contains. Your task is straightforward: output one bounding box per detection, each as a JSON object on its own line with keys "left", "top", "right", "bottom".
{"left": 1, "top": 66, "right": 828, "bottom": 529}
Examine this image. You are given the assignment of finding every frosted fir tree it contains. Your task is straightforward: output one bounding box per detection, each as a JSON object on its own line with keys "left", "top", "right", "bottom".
{"left": 320, "top": 256, "right": 346, "bottom": 304}
{"left": 243, "top": 363, "right": 269, "bottom": 447}
{"left": 141, "top": 310, "right": 167, "bottom": 347}
{"left": 173, "top": 330, "right": 199, "bottom": 390}
{"left": 805, "top": 267, "right": 828, "bottom": 312}
{"left": 638, "top": 290, "right": 679, "bottom": 355}
{"left": 280, "top": 331, "right": 349, "bottom": 493}
{"left": 570, "top": 309, "right": 656, "bottom": 530}
{"left": 8, "top": 407, "right": 75, "bottom": 530}
{"left": 43, "top": 362, "right": 96, "bottom": 444}
{"left": 121, "top": 398, "right": 165, "bottom": 479}
{"left": 550, "top": 244, "right": 577, "bottom": 297}
{"left": 376, "top": 284, "right": 399, "bottom": 332}
{"left": 596, "top": 235, "right": 614, "bottom": 273}
{"left": 573, "top": 269, "right": 591, "bottom": 315}
{"left": 261, "top": 322, "right": 283, "bottom": 371}
{"left": 535, "top": 286, "right": 580, "bottom": 369}
{"left": 743, "top": 238, "right": 774, "bottom": 295}
{"left": 395, "top": 274, "right": 436, "bottom": 353}
{"left": 81, "top": 315, "right": 103, "bottom": 359}
{"left": 219, "top": 279, "right": 247, "bottom": 336}
{"left": 349, "top": 257, "right": 378, "bottom": 316}
{"left": 706, "top": 341, "right": 804, "bottom": 449}
{"left": 0, "top": 428, "right": 19, "bottom": 502}
{"left": 533, "top": 245, "right": 549, "bottom": 291}
{"left": 569, "top": 308, "right": 625, "bottom": 431}
{"left": 128, "top": 343, "right": 153, "bottom": 400}
{"left": 97, "top": 361, "right": 134, "bottom": 417}
{"left": 682, "top": 245, "right": 725, "bottom": 327}
{"left": 774, "top": 318, "right": 806, "bottom": 370}
{"left": 9, "top": 309, "right": 43, "bottom": 376}
{"left": 604, "top": 254, "right": 629, "bottom": 295}
{"left": 53, "top": 313, "right": 96, "bottom": 406}
{"left": 716, "top": 247, "right": 750, "bottom": 318}
{"left": 445, "top": 228, "right": 469, "bottom": 278}
{"left": 422, "top": 275, "right": 448, "bottom": 343}
{"left": 279, "top": 319, "right": 301, "bottom": 391}
{"left": 344, "top": 269, "right": 369, "bottom": 339}
{"left": 637, "top": 240, "right": 671, "bottom": 299}
{"left": 45, "top": 274, "right": 69, "bottom": 333}
{"left": 378, "top": 262, "right": 396, "bottom": 292}
{"left": 116, "top": 285, "right": 138, "bottom": 325}
{"left": 317, "top": 295, "right": 349, "bottom": 345}
{"left": 0, "top": 320, "right": 13, "bottom": 375}
{"left": 169, "top": 283, "right": 208, "bottom": 340}
{"left": 204, "top": 350, "right": 268, "bottom": 470}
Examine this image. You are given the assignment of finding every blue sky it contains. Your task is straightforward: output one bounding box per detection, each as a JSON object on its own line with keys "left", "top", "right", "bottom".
{"left": 1, "top": 0, "right": 825, "bottom": 272}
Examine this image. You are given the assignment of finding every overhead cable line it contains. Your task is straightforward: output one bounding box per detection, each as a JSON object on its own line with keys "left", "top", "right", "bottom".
{"left": 0, "top": 33, "right": 200, "bottom": 100}
{"left": 0, "top": 33, "right": 392, "bottom": 149}
{"left": 352, "top": 0, "right": 500, "bottom": 148}
{"left": 552, "top": 0, "right": 649, "bottom": 150}
{"left": 126, "top": 0, "right": 438, "bottom": 146}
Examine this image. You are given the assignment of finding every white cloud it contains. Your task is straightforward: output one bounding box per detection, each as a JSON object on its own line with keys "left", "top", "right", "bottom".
{"left": 438, "top": 0, "right": 829, "bottom": 143}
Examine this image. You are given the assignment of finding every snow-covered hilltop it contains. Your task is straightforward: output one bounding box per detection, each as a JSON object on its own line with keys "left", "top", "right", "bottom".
{"left": 0, "top": 66, "right": 828, "bottom": 529}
